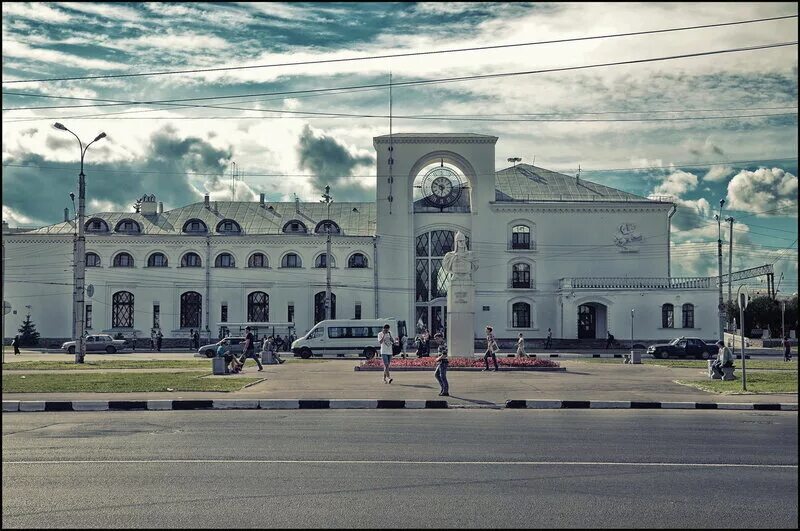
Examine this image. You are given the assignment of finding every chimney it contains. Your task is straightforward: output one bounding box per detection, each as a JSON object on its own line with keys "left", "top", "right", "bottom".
{"left": 140, "top": 194, "right": 157, "bottom": 216}
{"left": 158, "top": 202, "right": 163, "bottom": 214}
{"left": 204, "top": 193, "right": 210, "bottom": 208}
{"left": 64, "top": 208, "right": 70, "bottom": 222}
{"left": 260, "top": 193, "right": 265, "bottom": 208}
{"left": 295, "top": 196, "right": 300, "bottom": 213}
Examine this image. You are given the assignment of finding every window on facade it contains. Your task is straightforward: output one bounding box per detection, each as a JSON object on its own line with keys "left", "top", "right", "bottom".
{"left": 248, "top": 253, "right": 267, "bottom": 268}
{"left": 355, "top": 303, "right": 362, "bottom": 320}
{"left": 180, "top": 291, "right": 202, "bottom": 328}
{"left": 287, "top": 303, "right": 294, "bottom": 323}
{"left": 221, "top": 304, "right": 228, "bottom": 323}
{"left": 281, "top": 253, "right": 301, "bottom": 268}
{"left": 147, "top": 253, "right": 168, "bottom": 267}
{"left": 511, "top": 225, "right": 531, "bottom": 249}
{"left": 314, "top": 291, "right": 336, "bottom": 324}
{"left": 85, "top": 218, "right": 109, "bottom": 232}
{"left": 682, "top": 303, "right": 694, "bottom": 328}
{"left": 182, "top": 219, "right": 207, "bottom": 233}
{"left": 314, "top": 253, "right": 335, "bottom": 268}
{"left": 181, "top": 252, "right": 202, "bottom": 267}
{"left": 116, "top": 219, "right": 141, "bottom": 233}
{"left": 247, "top": 291, "right": 269, "bottom": 322}
{"left": 348, "top": 253, "right": 368, "bottom": 268}
{"left": 112, "top": 291, "right": 134, "bottom": 328}
{"left": 283, "top": 220, "right": 307, "bottom": 234}
{"left": 512, "top": 302, "right": 531, "bottom": 328}
{"left": 153, "top": 304, "right": 160, "bottom": 329}
{"left": 415, "top": 230, "right": 465, "bottom": 303}
{"left": 512, "top": 263, "right": 531, "bottom": 288}
{"left": 216, "top": 219, "right": 241, "bottom": 233}
{"left": 315, "top": 220, "right": 341, "bottom": 234}
{"left": 113, "top": 252, "right": 134, "bottom": 267}
{"left": 662, "top": 304, "right": 675, "bottom": 328}
{"left": 85, "top": 304, "right": 93, "bottom": 329}
{"left": 215, "top": 253, "right": 235, "bottom": 268}
{"left": 85, "top": 252, "right": 101, "bottom": 267}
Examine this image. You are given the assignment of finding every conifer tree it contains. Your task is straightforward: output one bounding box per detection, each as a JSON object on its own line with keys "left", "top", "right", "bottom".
{"left": 17, "top": 313, "right": 40, "bottom": 346}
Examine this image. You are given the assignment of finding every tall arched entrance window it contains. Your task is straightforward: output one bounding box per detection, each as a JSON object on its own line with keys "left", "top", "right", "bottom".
{"left": 247, "top": 292, "right": 269, "bottom": 322}
{"left": 180, "top": 291, "right": 202, "bottom": 329}
{"left": 414, "top": 230, "right": 469, "bottom": 335}
{"left": 112, "top": 291, "right": 134, "bottom": 328}
{"left": 314, "top": 292, "right": 336, "bottom": 324}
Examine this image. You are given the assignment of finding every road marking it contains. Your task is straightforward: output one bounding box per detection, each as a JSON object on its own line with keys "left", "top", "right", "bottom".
{"left": 3, "top": 459, "right": 796, "bottom": 469}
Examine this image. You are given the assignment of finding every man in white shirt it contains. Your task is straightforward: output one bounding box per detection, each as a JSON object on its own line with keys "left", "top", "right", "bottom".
{"left": 378, "top": 324, "right": 394, "bottom": 384}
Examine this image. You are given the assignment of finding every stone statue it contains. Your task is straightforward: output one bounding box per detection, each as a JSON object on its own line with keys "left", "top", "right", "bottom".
{"left": 442, "top": 231, "right": 478, "bottom": 280}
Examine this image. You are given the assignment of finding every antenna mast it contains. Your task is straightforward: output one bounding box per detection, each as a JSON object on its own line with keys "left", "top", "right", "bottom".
{"left": 387, "top": 71, "right": 394, "bottom": 215}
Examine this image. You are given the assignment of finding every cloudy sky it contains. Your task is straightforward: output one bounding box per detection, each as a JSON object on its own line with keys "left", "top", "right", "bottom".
{"left": 2, "top": 2, "right": 797, "bottom": 290}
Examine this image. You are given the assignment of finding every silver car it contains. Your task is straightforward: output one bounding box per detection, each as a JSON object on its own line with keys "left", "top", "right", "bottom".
{"left": 195, "top": 337, "right": 246, "bottom": 358}
{"left": 61, "top": 334, "right": 127, "bottom": 354}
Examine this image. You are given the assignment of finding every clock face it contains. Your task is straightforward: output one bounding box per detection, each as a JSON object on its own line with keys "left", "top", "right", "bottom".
{"left": 422, "top": 167, "right": 462, "bottom": 208}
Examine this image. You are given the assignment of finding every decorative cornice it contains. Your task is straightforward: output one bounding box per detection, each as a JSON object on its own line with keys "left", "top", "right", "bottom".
{"left": 490, "top": 203, "right": 671, "bottom": 214}
{"left": 374, "top": 135, "right": 498, "bottom": 145}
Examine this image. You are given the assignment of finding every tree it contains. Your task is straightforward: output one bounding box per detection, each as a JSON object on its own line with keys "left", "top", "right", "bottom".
{"left": 729, "top": 295, "right": 798, "bottom": 338}
{"left": 17, "top": 314, "right": 40, "bottom": 346}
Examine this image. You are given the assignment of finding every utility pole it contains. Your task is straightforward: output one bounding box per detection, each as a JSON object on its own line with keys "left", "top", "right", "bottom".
{"left": 321, "top": 185, "right": 333, "bottom": 320}
{"left": 725, "top": 216, "right": 734, "bottom": 328}
{"left": 52, "top": 123, "right": 106, "bottom": 363}
{"left": 715, "top": 199, "right": 725, "bottom": 342}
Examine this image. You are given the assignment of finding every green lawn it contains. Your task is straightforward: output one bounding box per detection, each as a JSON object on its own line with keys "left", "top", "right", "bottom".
{"left": 2, "top": 371, "right": 261, "bottom": 393}
{"left": 574, "top": 358, "right": 798, "bottom": 370}
{"left": 2, "top": 360, "right": 213, "bottom": 370}
{"left": 676, "top": 371, "right": 798, "bottom": 394}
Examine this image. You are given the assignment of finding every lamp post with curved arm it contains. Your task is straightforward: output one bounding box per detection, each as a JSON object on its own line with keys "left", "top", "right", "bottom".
{"left": 53, "top": 123, "right": 106, "bottom": 363}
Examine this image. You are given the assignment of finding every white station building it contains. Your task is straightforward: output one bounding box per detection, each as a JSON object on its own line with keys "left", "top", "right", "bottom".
{"left": 3, "top": 133, "right": 719, "bottom": 347}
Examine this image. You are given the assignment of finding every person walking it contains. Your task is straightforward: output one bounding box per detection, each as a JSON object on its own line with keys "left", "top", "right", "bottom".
{"left": 605, "top": 331, "right": 615, "bottom": 349}
{"left": 378, "top": 324, "right": 394, "bottom": 384}
{"left": 188, "top": 329, "right": 195, "bottom": 351}
{"left": 516, "top": 333, "right": 527, "bottom": 358}
{"left": 12, "top": 334, "right": 21, "bottom": 355}
{"left": 150, "top": 329, "right": 156, "bottom": 350}
{"left": 544, "top": 328, "right": 552, "bottom": 349}
{"left": 238, "top": 326, "right": 263, "bottom": 371}
{"left": 156, "top": 330, "right": 163, "bottom": 352}
{"left": 193, "top": 330, "right": 200, "bottom": 350}
{"left": 784, "top": 336, "right": 793, "bottom": 362}
{"left": 433, "top": 333, "right": 449, "bottom": 396}
{"left": 483, "top": 326, "right": 499, "bottom": 371}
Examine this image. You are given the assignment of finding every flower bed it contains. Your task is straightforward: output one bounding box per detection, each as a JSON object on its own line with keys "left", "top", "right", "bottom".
{"left": 360, "top": 356, "right": 559, "bottom": 369}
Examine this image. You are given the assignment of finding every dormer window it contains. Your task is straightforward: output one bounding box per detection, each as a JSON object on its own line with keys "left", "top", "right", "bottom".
{"left": 315, "top": 220, "right": 341, "bottom": 234}
{"left": 282, "top": 220, "right": 307, "bottom": 234}
{"left": 115, "top": 219, "right": 141, "bottom": 233}
{"left": 85, "top": 218, "right": 109, "bottom": 232}
{"left": 348, "top": 253, "right": 368, "bottom": 268}
{"left": 183, "top": 219, "right": 208, "bottom": 233}
{"left": 216, "top": 219, "right": 241, "bottom": 234}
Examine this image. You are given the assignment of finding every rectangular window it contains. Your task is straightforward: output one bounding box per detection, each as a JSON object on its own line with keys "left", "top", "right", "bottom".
{"left": 288, "top": 303, "right": 295, "bottom": 323}
{"left": 152, "top": 304, "right": 160, "bottom": 329}
{"left": 85, "top": 304, "right": 93, "bottom": 329}
{"left": 355, "top": 303, "right": 362, "bottom": 320}
{"left": 221, "top": 304, "right": 228, "bottom": 323}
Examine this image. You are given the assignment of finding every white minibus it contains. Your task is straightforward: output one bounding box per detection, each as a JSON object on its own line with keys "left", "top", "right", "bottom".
{"left": 291, "top": 318, "right": 407, "bottom": 359}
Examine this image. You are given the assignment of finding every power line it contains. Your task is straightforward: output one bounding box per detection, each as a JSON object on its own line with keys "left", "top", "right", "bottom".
{"left": 2, "top": 41, "right": 797, "bottom": 111}
{"left": 3, "top": 14, "right": 796, "bottom": 85}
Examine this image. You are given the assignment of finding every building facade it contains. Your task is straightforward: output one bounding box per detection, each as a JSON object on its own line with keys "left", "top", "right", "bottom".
{"left": 2, "top": 133, "right": 718, "bottom": 346}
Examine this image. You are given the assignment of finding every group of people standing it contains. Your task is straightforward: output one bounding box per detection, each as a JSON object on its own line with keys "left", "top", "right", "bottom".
{"left": 149, "top": 329, "right": 164, "bottom": 351}
{"left": 214, "top": 326, "right": 287, "bottom": 374}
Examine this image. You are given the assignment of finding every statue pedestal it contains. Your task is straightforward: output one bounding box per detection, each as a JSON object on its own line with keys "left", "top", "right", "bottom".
{"left": 447, "top": 277, "right": 475, "bottom": 357}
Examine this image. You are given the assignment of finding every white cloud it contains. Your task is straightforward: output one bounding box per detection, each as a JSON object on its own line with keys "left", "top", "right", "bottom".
{"left": 2, "top": 205, "right": 40, "bottom": 226}
{"left": 2, "top": 2, "right": 72, "bottom": 23}
{"left": 703, "top": 165, "right": 734, "bottom": 182}
{"left": 58, "top": 2, "right": 141, "bottom": 21}
{"left": 652, "top": 170, "right": 699, "bottom": 198}
{"left": 726, "top": 167, "right": 798, "bottom": 216}
{"left": 113, "top": 32, "right": 230, "bottom": 52}
{"left": 2, "top": 40, "right": 126, "bottom": 70}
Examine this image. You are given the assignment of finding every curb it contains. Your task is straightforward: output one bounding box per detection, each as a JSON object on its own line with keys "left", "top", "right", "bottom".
{"left": 504, "top": 400, "right": 797, "bottom": 411}
{"left": 354, "top": 366, "right": 566, "bottom": 372}
{"left": 1, "top": 399, "right": 449, "bottom": 412}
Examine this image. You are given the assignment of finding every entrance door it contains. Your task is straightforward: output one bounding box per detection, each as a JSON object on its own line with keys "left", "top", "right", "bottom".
{"left": 578, "top": 304, "right": 596, "bottom": 339}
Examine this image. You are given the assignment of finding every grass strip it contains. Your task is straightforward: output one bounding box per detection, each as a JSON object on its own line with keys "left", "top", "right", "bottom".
{"left": 675, "top": 371, "right": 797, "bottom": 394}
{"left": 573, "top": 358, "right": 797, "bottom": 370}
{"left": 2, "top": 371, "right": 260, "bottom": 393}
{"left": 2, "top": 360, "right": 212, "bottom": 370}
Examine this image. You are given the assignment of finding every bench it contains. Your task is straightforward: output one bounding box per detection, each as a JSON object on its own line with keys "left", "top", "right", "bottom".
{"left": 707, "top": 360, "right": 736, "bottom": 380}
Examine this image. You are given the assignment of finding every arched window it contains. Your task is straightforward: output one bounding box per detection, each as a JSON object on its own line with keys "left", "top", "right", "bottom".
{"left": 315, "top": 220, "right": 341, "bottom": 234}
{"left": 180, "top": 291, "right": 202, "bottom": 328}
{"left": 115, "top": 219, "right": 141, "bottom": 233}
{"left": 182, "top": 218, "right": 207, "bottom": 233}
{"left": 511, "top": 225, "right": 531, "bottom": 249}
{"left": 85, "top": 252, "right": 101, "bottom": 267}
{"left": 281, "top": 253, "right": 301, "bottom": 268}
{"left": 682, "top": 303, "right": 695, "bottom": 328}
{"left": 282, "top": 220, "right": 307, "bottom": 234}
{"left": 215, "top": 253, "right": 235, "bottom": 268}
{"left": 662, "top": 304, "right": 675, "bottom": 328}
{"left": 348, "top": 253, "right": 368, "bottom": 268}
{"left": 112, "top": 252, "right": 134, "bottom": 267}
{"left": 247, "top": 292, "right": 269, "bottom": 322}
{"left": 85, "top": 218, "right": 109, "bottom": 232}
{"left": 147, "top": 253, "right": 168, "bottom": 267}
{"left": 216, "top": 219, "right": 241, "bottom": 233}
{"left": 314, "top": 253, "right": 335, "bottom": 268}
{"left": 181, "top": 252, "right": 202, "bottom": 267}
{"left": 112, "top": 291, "right": 134, "bottom": 328}
{"left": 314, "top": 291, "right": 336, "bottom": 324}
{"left": 512, "top": 263, "right": 531, "bottom": 288}
{"left": 512, "top": 302, "right": 531, "bottom": 328}
{"left": 248, "top": 253, "right": 268, "bottom": 268}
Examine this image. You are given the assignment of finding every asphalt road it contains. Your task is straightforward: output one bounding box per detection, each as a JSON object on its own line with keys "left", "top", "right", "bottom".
{"left": 3, "top": 410, "right": 797, "bottom": 528}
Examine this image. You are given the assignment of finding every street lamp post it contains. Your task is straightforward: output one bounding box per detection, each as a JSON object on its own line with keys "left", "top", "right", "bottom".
{"left": 736, "top": 284, "right": 749, "bottom": 391}
{"left": 715, "top": 199, "right": 725, "bottom": 341}
{"left": 53, "top": 123, "right": 106, "bottom": 364}
{"left": 630, "top": 308, "right": 640, "bottom": 363}
{"left": 321, "top": 185, "right": 333, "bottom": 320}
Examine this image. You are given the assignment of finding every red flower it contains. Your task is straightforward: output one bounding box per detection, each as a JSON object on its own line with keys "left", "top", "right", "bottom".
{"left": 360, "top": 356, "right": 559, "bottom": 368}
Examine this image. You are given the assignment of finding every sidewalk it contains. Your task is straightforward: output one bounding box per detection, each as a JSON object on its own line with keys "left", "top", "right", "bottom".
{"left": 3, "top": 358, "right": 797, "bottom": 406}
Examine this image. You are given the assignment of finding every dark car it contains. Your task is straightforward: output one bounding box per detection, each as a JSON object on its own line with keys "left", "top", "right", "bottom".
{"left": 646, "top": 337, "right": 719, "bottom": 359}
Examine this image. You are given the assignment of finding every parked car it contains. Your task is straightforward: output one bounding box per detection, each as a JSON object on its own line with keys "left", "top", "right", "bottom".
{"left": 195, "top": 337, "right": 246, "bottom": 358}
{"left": 646, "top": 337, "right": 719, "bottom": 359}
{"left": 61, "top": 334, "right": 127, "bottom": 354}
